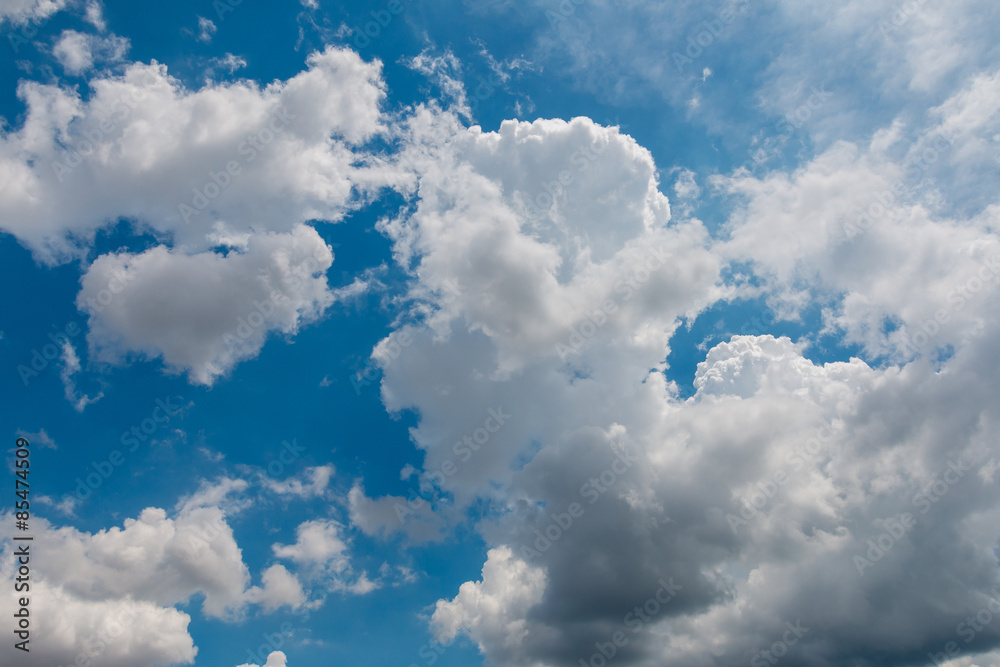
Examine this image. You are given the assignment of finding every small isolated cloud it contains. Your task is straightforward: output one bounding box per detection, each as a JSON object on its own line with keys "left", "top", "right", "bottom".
{"left": 197, "top": 16, "right": 217, "bottom": 42}
{"left": 59, "top": 340, "right": 103, "bottom": 412}
{"left": 273, "top": 519, "right": 350, "bottom": 568}
{"left": 78, "top": 225, "right": 336, "bottom": 386}
{"left": 84, "top": 1, "right": 105, "bottom": 31}
{"left": 15, "top": 428, "right": 57, "bottom": 449}
{"left": 52, "top": 29, "right": 129, "bottom": 75}
{"left": 272, "top": 519, "right": 379, "bottom": 595}
{"left": 210, "top": 52, "right": 247, "bottom": 74}
{"left": 36, "top": 494, "right": 77, "bottom": 515}
{"left": 261, "top": 465, "right": 335, "bottom": 499}
{"left": 199, "top": 447, "right": 224, "bottom": 462}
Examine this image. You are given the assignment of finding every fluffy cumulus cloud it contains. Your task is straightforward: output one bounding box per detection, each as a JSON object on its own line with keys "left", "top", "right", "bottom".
{"left": 354, "top": 111, "right": 722, "bottom": 511}
{"left": 340, "top": 57, "right": 1000, "bottom": 664}
{"left": 0, "top": 579, "right": 196, "bottom": 667}
{"left": 714, "top": 70, "right": 1000, "bottom": 360}
{"left": 76, "top": 223, "right": 337, "bottom": 384}
{"left": 431, "top": 547, "right": 546, "bottom": 664}
{"left": 0, "top": 475, "right": 330, "bottom": 666}
{"left": 0, "top": 43, "right": 395, "bottom": 384}
{"left": 4, "top": 3, "right": 1000, "bottom": 664}
{"left": 272, "top": 518, "right": 381, "bottom": 595}
{"left": 0, "top": 45, "right": 389, "bottom": 262}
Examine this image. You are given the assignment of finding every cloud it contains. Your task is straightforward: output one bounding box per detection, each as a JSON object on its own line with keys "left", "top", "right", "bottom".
{"left": 713, "top": 76, "right": 1000, "bottom": 359}
{"left": 272, "top": 519, "right": 377, "bottom": 594}
{"left": 84, "top": 1, "right": 105, "bottom": 31}
{"left": 0, "top": 508, "right": 229, "bottom": 666}
{"left": 0, "top": 472, "right": 336, "bottom": 666}
{"left": 176, "top": 476, "right": 250, "bottom": 515}
{"left": 58, "top": 340, "right": 103, "bottom": 411}
{"left": 207, "top": 52, "right": 249, "bottom": 76}
{"left": 244, "top": 564, "right": 307, "bottom": 613}
{"left": 32, "top": 507, "right": 253, "bottom": 618}
{"left": 76, "top": 224, "right": 336, "bottom": 385}
{"left": 236, "top": 651, "right": 288, "bottom": 667}
{"left": 0, "top": 0, "right": 71, "bottom": 25}
{"left": 431, "top": 546, "right": 545, "bottom": 663}
{"left": 370, "top": 113, "right": 722, "bottom": 509}
{"left": 407, "top": 49, "right": 470, "bottom": 119}
{"left": 0, "top": 579, "right": 197, "bottom": 666}
{"left": 260, "top": 465, "right": 335, "bottom": 498}
{"left": 0, "top": 45, "right": 390, "bottom": 263}
{"left": 351, "top": 77, "right": 1000, "bottom": 666}
{"left": 478, "top": 0, "right": 1000, "bottom": 157}
{"left": 672, "top": 168, "right": 700, "bottom": 201}
{"left": 52, "top": 29, "right": 129, "bottom": 75}
{"left": 35, "top": 494, "right": 77, "bottom": 515}
{"left": 1, "top": 43, "right": 399, "bottom": 384}
{"left": 347, "top": 481, "right": 448, "bottom": 543}
{"left": 273, "top": 519, "right": 349, "bottom": 568}
{"left": 14, "top": 428, "right": 56, "bottom": 449}
{"left": 197, "top": 16, "right": 217, "bottom": 43}
{"left": 1, "top": 12, "right": 998, "bottom": 666}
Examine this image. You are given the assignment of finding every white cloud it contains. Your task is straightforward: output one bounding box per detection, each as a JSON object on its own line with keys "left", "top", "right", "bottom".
{"left": 672, "top": 168, "right": 700, "bottom": 201}
{"left": 176, "top": 476, "right": 250, "bottom": 515}
{"left": 0, "top": 0, "right": 71, "bottom": 25}
{"left": 197, "top": 16, "right": 217, "bottom": 43}
{"left": 244, "top": 564, "right": 307, "bottom": 613}
{"left": 84, "top": 1, "right": 106, "bottom": 31}
{"left": 693, "top": 335, "right": 819, "bottom": 398}
{"left": 271, "top": 519, "right": 376, "bottom": 594}
{"left": 35, "top": 507, "right": 253, "bottom": 618}
{"left": 407, "top": 49, "right": 470, "bottom": 118}
{"left": 0, "top": 471, "right": 334, "bottom": 666}
{"left": 208, "top": 52, "right": 249, "bottom": 75}
{"left": 1, "top": 15, "right": 999, "bottom": 665}
{"left": 431, "top": 546, "right": 545, "bottom": 662}
{"left": 0, "top": 579, "right": 197, "bottom": 666}
{"left": 353, "top": 75, "right": 1000, "bottom": 667}
{"left": 58, "top": 340, "right": 103, "bottom": 411}
{"left": 52, "top": 29, "right": 129, "bottom": 75}
{"left": 369, "top": 113, "right": 722, "bottom": 511}
{"left": 713, "top": 78, "right": 1000, "bottom": 359}
{"left": 261, "top": 465, "right": 334, "bottom": 498}
{"left": 14, "top": 428, "right": 56, "bottom": 448}
{"left": 0, "top": 45, "right": 395, "bottom": 384}
{"left": 0, "top": 45, "right": 390, "bottom": 263}
{"left": 77, "top": 225, "right": 336, "bottom": 385}
{"left": 52, "top": 30, "right": 94, "bottom": 73}
{"left": 274, "top": 520, "right": 348, "bottom": 566}
{"left": 35, "top": 494, "right": 77, "bottom": 515}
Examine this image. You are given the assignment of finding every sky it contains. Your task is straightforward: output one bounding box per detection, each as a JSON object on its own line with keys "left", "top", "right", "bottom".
{"left": 1, "top": 0, "right": 1000, "bottom": 666}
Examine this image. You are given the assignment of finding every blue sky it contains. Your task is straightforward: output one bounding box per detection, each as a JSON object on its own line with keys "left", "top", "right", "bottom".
{"left": 2, "top": 1, "right": 1000, "bottom": 667}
